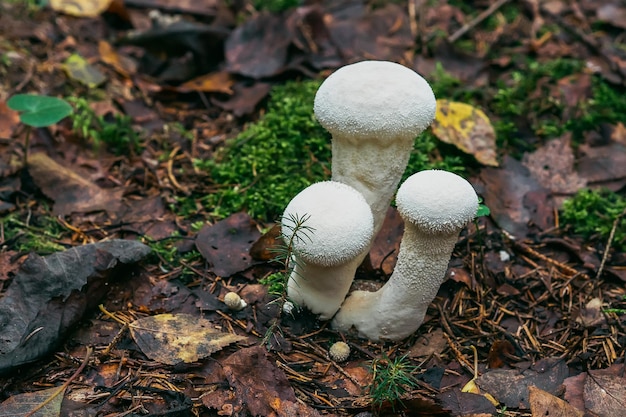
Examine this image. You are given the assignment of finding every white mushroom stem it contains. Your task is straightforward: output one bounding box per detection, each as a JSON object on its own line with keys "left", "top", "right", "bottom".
{"left": 282, "top": 181, "right": 373, "bottom": 320}
{"left": 314, "top": 60, "right": 437, "bottom": 236}
{"left": 332, "top": 170, "right": 478, "bottom": 341}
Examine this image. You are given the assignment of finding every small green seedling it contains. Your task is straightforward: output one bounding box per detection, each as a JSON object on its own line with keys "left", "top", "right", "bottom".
{"left": 7, "top": 94, "right": 73, "bottom": 164}
{"left": 368, "top": 354, "right": 419, "bottom": 411}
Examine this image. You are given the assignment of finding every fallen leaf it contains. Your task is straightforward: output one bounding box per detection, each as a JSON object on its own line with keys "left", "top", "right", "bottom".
{"left": 50, "top": 0, "right": 113, "bottom": 17}
{"left": 575, "top": 297, "right": 606, "bottom": 328}
{"left": 487, "top": 340, "right": 516, "bottom": 369}
{"left": 0, "top": 101, "right": 19, "bottom": 138}
{"left": 475, "top": 357, "right": 568, "bottom": 409}
{"left": 529, "top": 386, "right": 584, "bottom": 417}
{"left": 478, "top": 156, "right": 555, "bottom": 237}
{"left": 0, "top": 240, "right": 151, "bottom": 375}
{"left": 195, "top": 212, "right": 261, "bottom": 277}
{"left": 250, "top": 223, "right": 282, "bottom": 261}
{"left": 63, "top": 53, "right": 107, "bottom": 87}
{"left": 98, "top": 40, "right": 138, "bottom": 77}
{"left": 432, "top": 99, "right": 498, "bottom": 167}
{"left": 176, "top": 71, "right": 234, "bottom": 94}
{"left": 0, "top": 386, "right": 65, "bottom": 416}
{"left": 129, "top": 313, "right": 245, "bottom": 365}
{"left": 584, "top": 373, "right": 626, "bottom": 416}
{"left": 221, "top": 345, "right": 322, "bottom": 417}
{"left": 408, "top": 328, "right": 448, "bottom": 358}
{"left": 27, "top": 153, "right": 123, "bottom": 216}
{"left": 522, "top": 134, "right": 587, "bottom": 199}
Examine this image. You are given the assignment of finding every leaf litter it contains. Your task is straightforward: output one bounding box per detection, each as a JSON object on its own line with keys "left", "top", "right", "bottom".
{"left": 0, "top": 0, "right": 626, "bottom": 416}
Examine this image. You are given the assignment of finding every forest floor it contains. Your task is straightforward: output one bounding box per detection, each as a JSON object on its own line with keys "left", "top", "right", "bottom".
{"left": 1, "top": 0, "right": 626, "bottom": 416}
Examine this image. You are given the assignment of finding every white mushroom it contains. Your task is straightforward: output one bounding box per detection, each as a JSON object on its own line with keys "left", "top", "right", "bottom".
{"left": 282, "top": 181, "right": 374, "bottom": 320}
{"left": 314, "top": 60, "right": 437, "bottom": 237}
{"left": 332, "top": 170, "right": 479, "bottom": 341}
{"left": 224, "top": 292, "right": 247, "bottom": 311}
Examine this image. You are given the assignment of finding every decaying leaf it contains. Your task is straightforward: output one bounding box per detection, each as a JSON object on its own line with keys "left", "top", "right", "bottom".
{"left": 432, "top": 99, "right": 498, "bottom": 167}
{"left": 63, "top": 53, "right": 107, "bottom": 87}
{"left": 0, "top": 240, "right": 151, "bottom": 375}
{"left": 27, "top": 153, "right": 123, "bottom": 216}
{"left": 529, "top": 386, "right": 584, "bottom": 417}
{"left": 129, "top": 313, "right": 246, "bottom": 365}
{"left": 0, "top": 386, "right": 65, "bottom": 416}
{"left": 195, "top": 212, "right": 261, "bottom": 277}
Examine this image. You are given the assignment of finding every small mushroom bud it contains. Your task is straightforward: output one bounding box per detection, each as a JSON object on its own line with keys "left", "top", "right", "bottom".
{"left": 329, "top": 341, "right": 350, "bottom": 362}
{"left": 223, "top": 292, "right": 247, "bottom": 311}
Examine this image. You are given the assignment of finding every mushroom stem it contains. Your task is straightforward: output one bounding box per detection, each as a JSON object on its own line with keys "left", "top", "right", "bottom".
{"left": 287, "top": 258, "right": 365, "bottom": 320}
{"left": 332, "top": 170, "right": 478, "bottom": 341}
{"left": 331, "top": 139, "right": 415, "bottom": 234}
{"left": 314, "top": 60, "right": 437, "bottom": 237}
{"left": 282, "top": 181, "right": 374, "bottom": 320}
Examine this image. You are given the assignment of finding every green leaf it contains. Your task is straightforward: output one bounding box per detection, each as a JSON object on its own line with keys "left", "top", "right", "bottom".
{"left": 476, "top": 203, "right": 491, "bottom": 217}
{"left": 7, "top": 94, "right": 73, "bottom": 128}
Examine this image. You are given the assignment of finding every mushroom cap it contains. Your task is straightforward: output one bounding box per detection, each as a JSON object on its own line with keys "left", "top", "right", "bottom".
{"left": 281, "top": 181, "right": 374, "bottom": 267}
{"left": 328, "top": 341, "right": 351, "bottom": 362}
{"left": 224, "top": 292, "right": 246, "bottom": 310}
{"left": 314, "top": 60, "right": 436, "bottom": 142}
{"left": 396, "top": 170, "right": 479, "bottom": 234}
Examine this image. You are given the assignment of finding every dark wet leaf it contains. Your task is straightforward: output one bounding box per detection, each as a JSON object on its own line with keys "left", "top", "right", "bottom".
{"left": 478, "top": 156, "right": 555, "bottom": 237}
{"left": 27, "top": 153, "right": 123, "bottom": 216}
{"left": 225, "top": 11, "right": 292, "bottom": 79}
{"left": 195, "top": 212, "right": 261, "bottom": 277}
{"left": 475, "top": 358, "right": 568, "bottom": 409}
{"left": 439, "top": 389, "right": 497, "bottom": 416}
{"left": 0, "top": 240, "right": 151, "bottom": 375}
{"left": 220, "top": 345, "right": 322, "bottom": 417}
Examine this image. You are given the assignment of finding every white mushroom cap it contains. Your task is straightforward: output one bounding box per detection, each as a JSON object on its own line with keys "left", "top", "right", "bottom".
{"left": 396, "top": 169, "right": 479, "bottom": 234}
{"left": 282, "top": 181, "right": 373, "bottom": 267}
{"left": 313, "top": 60, "right": 437, "bottom": 243}
{"left": 314, "top": 61, "right": 436, "bottom": 142}
{"left": 282, "top": 181, "right": 374, "bottom": 319}
{"left": 332, "top": 170, "right": 479, "bottom": 341}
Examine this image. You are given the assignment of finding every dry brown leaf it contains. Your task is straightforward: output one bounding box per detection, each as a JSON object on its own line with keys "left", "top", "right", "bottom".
{"left": 432, "top": 99, "right": 498, "bottom": 167}
{"left": 27, "top": 153, "right": 122, "bottom": 216}
{"left": 529, "top": 386, "right": 584, "bottom": 417}
{"left": 129, "top": 313, "right": 246, "bottom": 365}
{"left": 177, "top": 71, "right": 234, "bottom": 94}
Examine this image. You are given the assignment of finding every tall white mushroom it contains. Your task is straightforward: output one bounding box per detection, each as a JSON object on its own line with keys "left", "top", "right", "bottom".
{"left": 314, "top": 60, "right": 437, "bottom": 236}
{"left": 282, "top": 181, "right": 374, "bottom": 320}
{"left": 332, "top": 170, "right": 479, "bottom": 341}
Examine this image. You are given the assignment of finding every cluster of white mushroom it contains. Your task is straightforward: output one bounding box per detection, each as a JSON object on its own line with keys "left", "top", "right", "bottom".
{"left": 281, "top": 61, "right": 479, "bottom": 342}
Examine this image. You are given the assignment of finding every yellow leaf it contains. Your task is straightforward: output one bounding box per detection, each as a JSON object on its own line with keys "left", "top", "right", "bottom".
{"left": 63, "top": 54, "right": 107, "bottom": 88}
{"left": 129, "top": 313, "right": 246, "bottom": 365}
{"left": 432, "top": 99, "right": 499, "bottom": 167}
{"left": 50, "top": 0, "right": 113, "bottom": 17}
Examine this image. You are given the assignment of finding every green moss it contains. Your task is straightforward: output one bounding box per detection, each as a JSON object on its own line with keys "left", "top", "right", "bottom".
{"left": 1, "top": 212, "right": 66, "bottom": 253}
{"left": 199, "top": 79, "right": 466, "bottom": 221}
{"left": 253, "top": 0, "right": 299, "bottom": 12}
{"left": 561, "top": 189, "right": 626, "bottom": 250}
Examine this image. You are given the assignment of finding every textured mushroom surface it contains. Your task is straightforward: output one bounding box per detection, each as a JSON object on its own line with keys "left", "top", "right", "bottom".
{"left": 332, "top": 170, "right": 479, "bottom": 341}
{"left": 282, "top": 181, "right": 374, "bottom": 320}
{"left": 314, "top": 60, "right": 437, "bottom": 241}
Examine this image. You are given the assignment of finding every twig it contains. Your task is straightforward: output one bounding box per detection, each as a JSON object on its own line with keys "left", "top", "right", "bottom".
{"left": 595, "top": 206, "right": 626, "bottom": 280}
{"left": 448, "top": 0, "right": 512, "bottom": 43}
